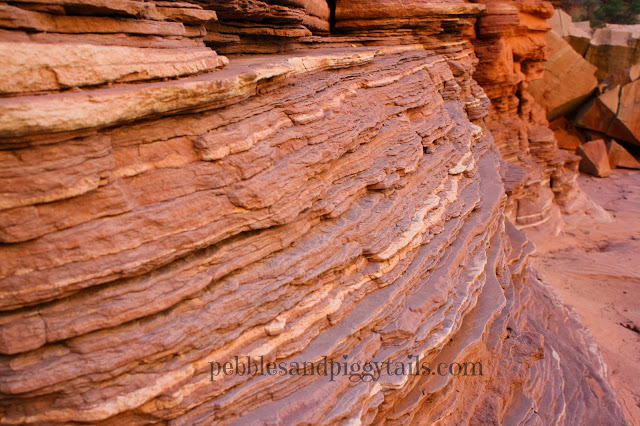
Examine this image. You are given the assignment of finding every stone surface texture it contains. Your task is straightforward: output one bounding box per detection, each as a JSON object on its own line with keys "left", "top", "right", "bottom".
{"left": 470, "top": 0, "right": 588, "bottom": 228}
{"left": 528, "top": 30, "right": 598, "bottom": 121}
{"left": 548, "top": 9, "right": 592, "bottom": 55}
{"left": 576, "top": 139, "right": 612, "bottom": 177}
{"left": 0, "top": 1, "right": 628, "bottom": 425}
{"left": 550, "top": 117, "right": 583, "bottom": 150}
{"left": 585, "top": 24, "right": 640, "bottom": 81}
{"left": 575, "top": 76, "right": 640, "bottom": 146}
{"left": 200, "top": 0, "right": 330, "bottom": 53}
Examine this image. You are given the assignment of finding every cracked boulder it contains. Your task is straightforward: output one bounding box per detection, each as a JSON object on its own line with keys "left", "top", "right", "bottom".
{"left": 575, "top": 78, "right": 640, "bottom": 146}
{"left": 585, "top": 24, "right": 640, "bottom": 81}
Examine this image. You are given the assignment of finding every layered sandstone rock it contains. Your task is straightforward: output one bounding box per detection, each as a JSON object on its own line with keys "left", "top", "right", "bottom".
{"left": 470, "top": 0, "right": 587, "bottom": 227}
{"left": 200, "top": 0, "right": 330, "bottom": 53}
{"left": 0, "top": 1, "right": 227, "bottom": 95}
{"left": 0, "top": 1, "right": 628, "bottom": 425}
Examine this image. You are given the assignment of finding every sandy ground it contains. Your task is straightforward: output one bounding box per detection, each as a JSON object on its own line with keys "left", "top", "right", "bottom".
{"left": 528, "top": 169, "right": 640, "bottom": 425}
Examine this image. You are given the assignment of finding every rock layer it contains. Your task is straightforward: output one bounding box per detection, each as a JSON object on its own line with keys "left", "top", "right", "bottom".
{"left": 0, "top": 1, "right": 227, "bottom": 96}
{"left": 0, "top": 1, "right": 628, "bottom": 425}
{"left": 470, "top": 0, "right": 587, "bottom": 228}
{"left": 201, "top": 0, "right": 330, "bottom": 53}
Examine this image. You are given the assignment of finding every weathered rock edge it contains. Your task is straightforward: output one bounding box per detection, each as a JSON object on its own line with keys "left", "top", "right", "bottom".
{"left": 0, "top": 1, "right": 628, "bottom": 425}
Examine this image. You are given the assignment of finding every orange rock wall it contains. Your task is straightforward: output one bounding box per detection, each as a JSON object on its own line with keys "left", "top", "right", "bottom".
{"left": 0, "top": 1, "right": 627, "bottom": 424}
{"left": 471, "top": 0, "right": 586, "bottom": 227}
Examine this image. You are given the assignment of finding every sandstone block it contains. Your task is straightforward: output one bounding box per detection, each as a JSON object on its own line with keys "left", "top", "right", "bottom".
{"left": 577, "top": 139, "right": 611, "bottom": 177}
{"left": 585, "top": 24, "right": 640, "bottom": 81}
{"left": 548, "top": 9, "right": 592, "bottom": 55}
{"left": 607, "top": 139, "right": 640, "bottom": 169}
{"left": 575, "top": 79, "right": 640, "bottom": 146}
{"left": 0, "top": 42, "right": 226, "bottom": 94}
{"left": 528, "top": 30, "right": 598, "bottom": 121}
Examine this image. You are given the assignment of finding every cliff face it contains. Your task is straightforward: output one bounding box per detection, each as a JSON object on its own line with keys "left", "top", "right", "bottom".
{"left": 0, "top": 1, "right": 627, "bottom": 424}
{"left": 470, "top": 0, "right": 590, "bottom": 228}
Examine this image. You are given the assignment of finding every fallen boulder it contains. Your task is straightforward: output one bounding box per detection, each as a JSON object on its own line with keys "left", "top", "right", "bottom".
{"left": 585, "top": 24, "right": 640, "bottom": 81}
{"left": 529, "top": 30, "right": 598, "bottom": 121}
{"left": 607, "top": 140, "right": 640, "bottom": 169}
{"left": 577, "top": 139, "right": 612, "bottom": 177}
{"left": 575, "top": 79, "right": 640, "bottom": 146}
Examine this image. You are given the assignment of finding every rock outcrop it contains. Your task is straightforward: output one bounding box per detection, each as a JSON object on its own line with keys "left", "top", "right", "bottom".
{"left": 530, "top": 11, "right": 640, "bottom": 178}
{"left": 0, "top": 1, "right": 628, "bottom": 425}
{"left": 201, "top": 0, "right": 330, "bottom": 53}
{"left": 0, "top": 0, "right": 227, "bottom": 95}
{"left": 470, "top": 0, "right": 587, "bottom": 227}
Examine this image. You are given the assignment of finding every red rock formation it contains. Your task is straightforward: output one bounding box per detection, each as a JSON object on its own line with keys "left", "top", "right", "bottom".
{"left": 548, "top": 9, "right": 592, "bottom": 55}
{"left": 0, "top": 1, "right": 628, "bottom": 424}
{"left": 577, "top": 139, "right": 612, "bottom": 177}
{"left": 470, "top": 0, "right": 591, "bottom": 227}
{"left": 607, "top": 140, "right": 640, "bottom": 169}
{"left": 200, "top": 0, "right": 330, "bottom": 53}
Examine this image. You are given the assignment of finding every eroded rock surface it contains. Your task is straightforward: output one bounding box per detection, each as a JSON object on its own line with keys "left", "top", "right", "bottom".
{"left": 200, "top": 0, "right": 330, "bottom": 53}
{"left": 0, "top": 1, "right": 628, "bottom": 425}
{"left": 470, "top": 0, "right": 589, "bottom": 228}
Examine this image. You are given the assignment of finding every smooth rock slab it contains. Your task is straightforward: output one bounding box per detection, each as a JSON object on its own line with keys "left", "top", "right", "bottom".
{"left": 575, "top": 79, "right": 640, "bottom": 146}
{"left": 529, "top": 30, "right": 598, "bottom": 121}
{"left": 0, "top": 42, "right": 227, "bottom": 94}
{"left": 548, "top": 9, "right": 592, "bottom": 56}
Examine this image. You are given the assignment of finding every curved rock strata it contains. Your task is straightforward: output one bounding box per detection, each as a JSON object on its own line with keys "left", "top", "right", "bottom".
{"left": 469, "top": 0, "right": 593, "bottom": 228}
{"left": 0, "top": 1, "right": 628, "bottom": 424}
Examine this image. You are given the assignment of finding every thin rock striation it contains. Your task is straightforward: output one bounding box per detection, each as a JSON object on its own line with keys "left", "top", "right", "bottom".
{"left": 0, "top": 1, "right": 628, "bottom": 425}
{"left": 470, "top": 0, "right": 594, "bottom": 228}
